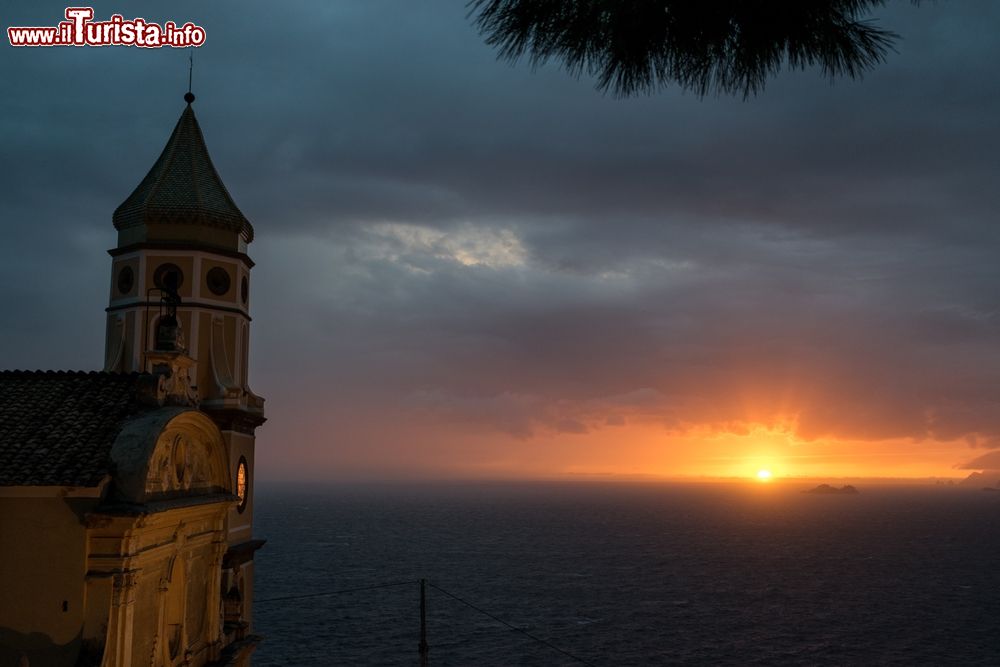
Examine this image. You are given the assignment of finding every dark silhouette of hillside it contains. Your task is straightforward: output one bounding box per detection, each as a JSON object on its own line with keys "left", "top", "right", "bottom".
{"left": 804, "top": 484, "right": 860, "bottom": 495}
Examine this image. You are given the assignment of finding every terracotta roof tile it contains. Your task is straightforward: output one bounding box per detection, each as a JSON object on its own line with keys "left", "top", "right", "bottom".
{"left": 0, "top": 371, "right": 146, "bottom": 487}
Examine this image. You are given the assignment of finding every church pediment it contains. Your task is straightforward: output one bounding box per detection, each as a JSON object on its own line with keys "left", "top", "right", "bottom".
{"left": 109, "top": 408, "right": 231, "bottom": 505}
{"left": 145, "top": 429, "right": 224, "bottom": 499}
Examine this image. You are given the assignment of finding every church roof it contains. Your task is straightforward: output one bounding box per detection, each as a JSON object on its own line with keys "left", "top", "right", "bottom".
{"left": 0, "top": 371, "right": 146, "bottom": 487}
{"left": 112, "top": 96, "right": 254, "bottom": 243}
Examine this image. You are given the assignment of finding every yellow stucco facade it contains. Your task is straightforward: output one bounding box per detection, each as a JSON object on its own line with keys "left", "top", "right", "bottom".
{"left": 0, "top": 408, "right": 255, "bottom": 667}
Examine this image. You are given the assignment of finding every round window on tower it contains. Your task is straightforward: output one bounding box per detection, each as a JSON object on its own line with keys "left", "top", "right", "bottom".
{"left": 241, "top": 276, "right": 249, "bottom": 305}
{"left": 235, "top": 457, "right": 249, "bottom": 513}
{"left": 116, "top": 265, "right": 134, "bottom": 295}
{"left": 154, "top": 263, "right": 184, "bottom": 292}
{"left": 206, "top": 267, "right": 231, "bottom": 296}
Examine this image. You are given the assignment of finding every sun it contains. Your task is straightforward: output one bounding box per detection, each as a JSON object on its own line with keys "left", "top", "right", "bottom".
{"left": 756, "top": 469, "right": 773, "bottom": 482}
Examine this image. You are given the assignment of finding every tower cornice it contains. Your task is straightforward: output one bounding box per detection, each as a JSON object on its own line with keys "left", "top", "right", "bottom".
{"left": 109, "top": 242, "right": 255, "bottom": 268}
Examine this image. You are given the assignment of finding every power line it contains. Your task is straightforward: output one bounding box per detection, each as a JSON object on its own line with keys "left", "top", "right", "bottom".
{"left": 254, "top": 578, "right": 599, "bottom": 665}
{"left": 428, "top": 581, "right": 597, "bottom": 667}
{"left": 255, "top": 579, "right": 418, "bottom": 604}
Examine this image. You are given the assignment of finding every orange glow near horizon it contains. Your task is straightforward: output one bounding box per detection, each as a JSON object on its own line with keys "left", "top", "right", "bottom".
{"left": 266, "top": 408, "right": 981, "bottom": 482}
{"left": 534, "top": 421, "right": 974, "bottom": 482}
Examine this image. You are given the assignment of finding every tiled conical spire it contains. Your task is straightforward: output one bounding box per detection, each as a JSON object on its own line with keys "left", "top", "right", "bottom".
{"left": 113, "top": 94, "right": 253, "bottom": 243}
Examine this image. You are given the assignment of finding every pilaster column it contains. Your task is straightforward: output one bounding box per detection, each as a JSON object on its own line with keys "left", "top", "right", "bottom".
{"left": 103, "top": 570, "right": 139, "bottom": 667}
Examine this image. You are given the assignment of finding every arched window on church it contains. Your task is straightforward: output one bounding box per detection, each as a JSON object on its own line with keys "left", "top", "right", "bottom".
{"left": 236, "top": 457, "right": 249, "bottom": 513}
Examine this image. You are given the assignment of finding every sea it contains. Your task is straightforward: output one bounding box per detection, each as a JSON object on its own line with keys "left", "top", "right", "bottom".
{"left": 251, "top": 482, "right": 1000, "bottom": 666}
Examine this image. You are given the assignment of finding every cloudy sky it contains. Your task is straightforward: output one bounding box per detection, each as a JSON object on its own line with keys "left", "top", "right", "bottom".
{"left": 2, "top": 1, "right": 998, "bottom": 481}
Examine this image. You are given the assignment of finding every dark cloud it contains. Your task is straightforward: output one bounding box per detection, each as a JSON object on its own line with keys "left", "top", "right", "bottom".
{"left": 2, "top": 0, "right": 999, "bottom": 478}
{"left": 957, "top": 451, "right": 1000, "bottom": 471}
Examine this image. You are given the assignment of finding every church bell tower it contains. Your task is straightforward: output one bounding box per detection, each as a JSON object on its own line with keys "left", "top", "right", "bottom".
{"left": 104, "top": 91, "right": 265, "bottom": 627}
